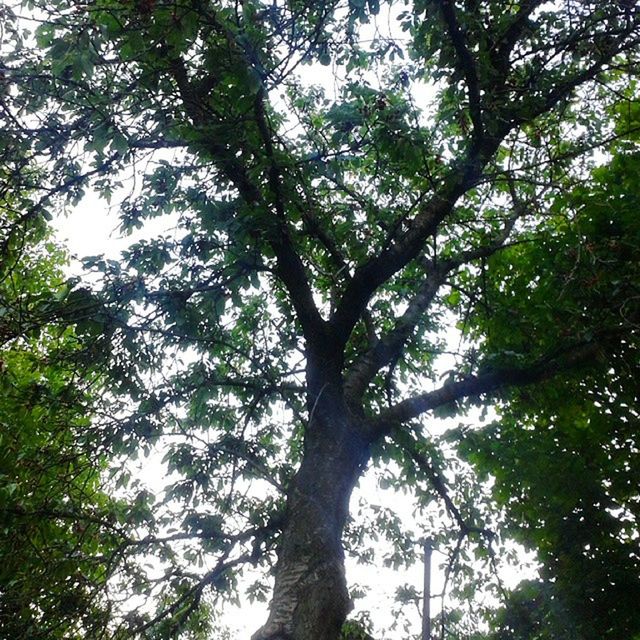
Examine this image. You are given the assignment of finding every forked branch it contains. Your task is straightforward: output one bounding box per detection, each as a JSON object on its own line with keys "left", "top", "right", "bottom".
{"left": 344, "top": 207, "right": 521, "bottom": 403}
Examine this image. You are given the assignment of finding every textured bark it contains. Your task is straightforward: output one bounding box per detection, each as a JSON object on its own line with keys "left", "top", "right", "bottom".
{"left": 252, "top": 386, "right": 370, "bottom": 640}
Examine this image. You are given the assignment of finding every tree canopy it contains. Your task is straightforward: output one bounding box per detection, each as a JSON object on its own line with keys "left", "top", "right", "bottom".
{"left": 2, "top": 1, "right": 640, "bottom": 639}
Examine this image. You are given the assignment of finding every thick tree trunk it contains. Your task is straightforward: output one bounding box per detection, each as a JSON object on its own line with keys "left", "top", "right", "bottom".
{"left": 252, "top": 388, "right": 370, "bottom": 640}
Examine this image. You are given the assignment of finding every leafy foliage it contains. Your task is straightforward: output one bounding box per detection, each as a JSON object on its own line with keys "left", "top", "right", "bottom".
{"left": 485, "top": 580, "right": 576, "bottom": 640}
{"left": 460, "top": 151, "right": 640, "bottom": 640}
{"left": 0, "top": 201, "right": 116, "bottom": 638}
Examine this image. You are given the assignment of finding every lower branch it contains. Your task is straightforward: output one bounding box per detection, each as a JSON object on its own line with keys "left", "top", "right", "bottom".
{"left": 371, "top": 339, "right": 603, "bottom": 430}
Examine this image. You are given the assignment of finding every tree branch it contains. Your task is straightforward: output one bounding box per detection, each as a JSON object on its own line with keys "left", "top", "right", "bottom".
{"left": 438, "top": 0, "right": 484, "bottom": 140}
{"left": 344, "top": 262, "right": 448, "bottom": 403}
{"left": 371, "top": 339, "right": 604, "bottom": 431}
{"left": 509, "top": 25, "right": 640, "bottom": 126}
{"left": 331, "top": 8, "right": 639, "bottom": 353}
{"left": 125, "top": 552, "right": 253, "bottom": 637}
{"left": 331, "top": 161, "right": 492, "bottom": 349}
{"left": 490, "top": 0, "right": 546, "bottom": 75}
{"left": 167, "top": 53, "right": 326, "bottom": 340}
{"left": 394, "top": 430, "right": 494, "bottom": 539}
{"left": 252, "top": 90, "right": 328, "bottom": 341}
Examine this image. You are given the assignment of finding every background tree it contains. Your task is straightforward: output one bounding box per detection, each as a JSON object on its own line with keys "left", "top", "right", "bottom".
{"left": 2, "top": 1, "right": 640, "bottom": 639}
{"left": 460, "top": 146, "right": 640, "bottom": 640}
{"left": 0, "top": 179, "right": 116, "bottom": 637}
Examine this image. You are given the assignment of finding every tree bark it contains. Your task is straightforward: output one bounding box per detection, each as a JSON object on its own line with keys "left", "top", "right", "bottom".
{"left": 252, "top": 386, "right": 370, "bottom": 640}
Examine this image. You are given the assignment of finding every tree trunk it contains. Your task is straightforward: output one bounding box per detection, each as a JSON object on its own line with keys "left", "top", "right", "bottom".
{"left": 252, "top": 387, "right": 370, "bottom": 640}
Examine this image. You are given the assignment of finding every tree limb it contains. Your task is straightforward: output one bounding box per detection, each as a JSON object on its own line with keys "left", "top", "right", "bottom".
{"left": 167, "top": 53, "right": 326, "bottom": 341}
{"left": 394, "top": 430, "right": 494, "bottom": 539}
{"left": 331, "top": 9, "right": 639, "bottom": 351}
{"left": 490, "top": 0, "right": 546, "bottom": 76}
{"left": 371, "top": 339, "right": 604, "bottom": 432}
{"left": 252, "top": 89, "right": 328, "bottom": 341}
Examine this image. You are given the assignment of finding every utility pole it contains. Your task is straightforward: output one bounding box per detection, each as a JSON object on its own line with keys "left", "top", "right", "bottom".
{"left": 422, "top": 538, "right": 433, "bottom": 640}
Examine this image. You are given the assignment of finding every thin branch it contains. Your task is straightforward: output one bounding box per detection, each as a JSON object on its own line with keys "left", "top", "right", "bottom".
{"left": 396, "top": 433, "right": 493, "bottom": 539}
{"left": 438, "top": 0, "right": 484, "bottom": 140}
{"left": 126, "top": 552, "right": 253, "bottom": 637}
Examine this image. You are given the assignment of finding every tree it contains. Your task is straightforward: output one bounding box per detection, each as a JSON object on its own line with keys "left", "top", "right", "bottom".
{"left": 0, "top": 184, "right": 117, "bottom": 636}
{"left": 2, "top": 1, "right": 640, "bottom": 639}
{"left": 460, "top": 148, "right": 640, "bottom": 640}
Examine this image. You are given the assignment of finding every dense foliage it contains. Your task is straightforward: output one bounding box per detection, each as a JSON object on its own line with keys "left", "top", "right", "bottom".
{"left": 1, "top": 1, "right": 640, "bottom": 639}
{"left": 0, "top": 194, "right": 116, "bottom": 637}
{"left": 463, "top": 148, "right": 640, "bottom": 640}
